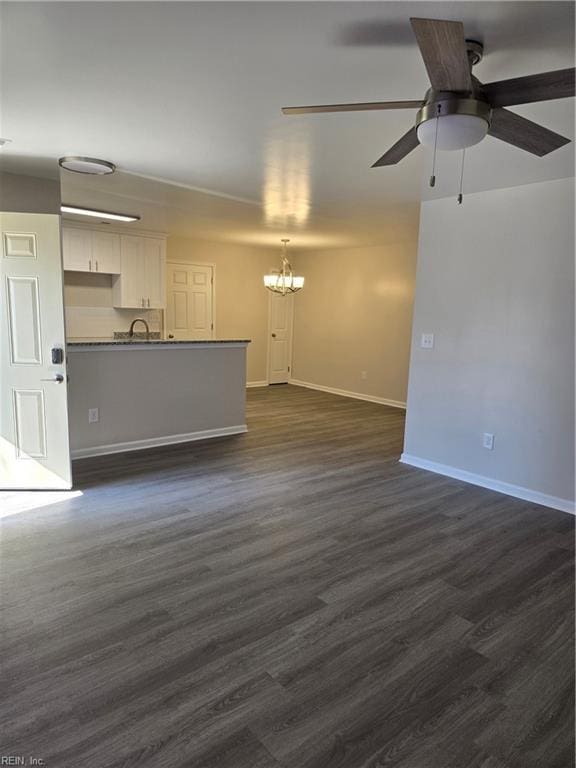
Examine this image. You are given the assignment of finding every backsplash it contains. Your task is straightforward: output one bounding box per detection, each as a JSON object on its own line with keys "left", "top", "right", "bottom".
{"left": 113, "top": 331, "right": 162, "bottom": 340}
{"left": 65, "top": 306, "right": 162, "bottom": 340}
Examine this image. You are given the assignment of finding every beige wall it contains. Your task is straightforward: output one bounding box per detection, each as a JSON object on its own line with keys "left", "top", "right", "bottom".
{"left": 403, "top": 177, "right": 574, "bottom": 511}
{"left": 0, "top": 171, "right": 60, "bottom": 214}
{"left": 167, "top": 237, "right": 277, "bottom": 384}
{"left": 291, "top": 234, "right": 419, "bottom": 406}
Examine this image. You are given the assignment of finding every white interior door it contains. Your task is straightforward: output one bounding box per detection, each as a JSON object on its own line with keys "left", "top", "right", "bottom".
{"left": 166, "top": 262, "right": 214, "bottom": 340}
{"left": 267, "top": 293, "right": 294, "bottom": 384}
{"left": 0, "top": 213, "right": 72, "bottom": 489}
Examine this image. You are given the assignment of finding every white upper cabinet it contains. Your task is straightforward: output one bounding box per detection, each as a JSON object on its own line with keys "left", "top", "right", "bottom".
{"left": 92, "top": 231, "right": 121, "bottom": 274}
{"left": 62, "top": 227, "right": 121, "bottom": 274}
{"left": 62, "top": 228, "right": 92, "bottom": 272}
{"left": 143, "top": 238, "right": 166, "bottom": 309}
{"left": 112, "top": 235, "right": 166, "bottom": 309}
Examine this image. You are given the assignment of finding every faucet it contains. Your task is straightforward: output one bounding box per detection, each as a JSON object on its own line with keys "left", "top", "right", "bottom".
{"left": 128, "top": 318, "right": 150, "bottom": 340}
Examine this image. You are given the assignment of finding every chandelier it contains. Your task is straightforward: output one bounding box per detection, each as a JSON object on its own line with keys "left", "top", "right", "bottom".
{"left": 263, "top": 239, "right": 304, "bottom": 295}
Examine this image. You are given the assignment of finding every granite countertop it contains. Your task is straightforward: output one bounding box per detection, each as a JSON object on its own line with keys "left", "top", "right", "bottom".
{"left": 67, "top": 338, "right": 251, "bottom": 347}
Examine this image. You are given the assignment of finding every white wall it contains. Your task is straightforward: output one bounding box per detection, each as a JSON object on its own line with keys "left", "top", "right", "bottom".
{"left": 403, "top": 177, "right": 575, "bottom": 512}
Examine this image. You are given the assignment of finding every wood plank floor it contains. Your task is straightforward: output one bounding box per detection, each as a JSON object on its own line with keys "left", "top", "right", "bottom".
{"left": 1, "top": 384, "right": 574, "bottom": 768}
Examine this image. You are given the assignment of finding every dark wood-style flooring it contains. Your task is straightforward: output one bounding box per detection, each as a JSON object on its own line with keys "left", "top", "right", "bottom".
{"left": 1, "top": 385, "right": 574, "bottom": 768}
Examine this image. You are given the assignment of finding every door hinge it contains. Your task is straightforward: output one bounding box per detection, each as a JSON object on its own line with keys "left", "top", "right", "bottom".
{"left": 211, "top": 323, "right": 214, "bottom": 330}
{"left": 288, "top": 366, "right": 290, "bottom": 372}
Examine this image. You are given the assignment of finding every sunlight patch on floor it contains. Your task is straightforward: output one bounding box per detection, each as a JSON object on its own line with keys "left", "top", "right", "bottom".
{"left": 0, "top": 490, "right": 83, "bottom": 518}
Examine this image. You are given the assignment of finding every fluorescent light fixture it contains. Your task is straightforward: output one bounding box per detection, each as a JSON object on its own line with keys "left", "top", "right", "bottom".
{"left": 61, "top": 204, "right": 140, "bottom": 222}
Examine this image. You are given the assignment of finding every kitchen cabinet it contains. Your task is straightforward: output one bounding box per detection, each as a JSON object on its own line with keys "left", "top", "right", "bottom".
{"left": 92, "top": 231, "right": 121, "bottom": 274}
{"left": 143, "top": 238, "right": 166, "bottom": 308}
{"left": 62, "top": 227, "right": 121, "bottom": 274}
{"left": 63, "top": 228, "right": 92, "bottom": 272}
{"left": 112, "top": 235, "right": 166, "bottom": 309}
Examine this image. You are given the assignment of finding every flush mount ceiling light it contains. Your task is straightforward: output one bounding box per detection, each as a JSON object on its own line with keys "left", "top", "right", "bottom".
{"left": 263, "top": 239, "right": 304, "bottom": 295}
{"left": 59, "top": 156, "right": 116, "bottom": 175}
{"left": 61, "top": 204, "right": 140, "bottom": 222}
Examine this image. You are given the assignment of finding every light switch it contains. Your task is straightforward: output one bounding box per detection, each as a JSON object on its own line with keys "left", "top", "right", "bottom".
{"left": 88, "top": 408, "right": 99, "bottom": 424}
{"left": 483, "top": 433, "right": 495, "bottom": 450}
{"left": 420, "top": 333, "right": 434, "bottom": 349}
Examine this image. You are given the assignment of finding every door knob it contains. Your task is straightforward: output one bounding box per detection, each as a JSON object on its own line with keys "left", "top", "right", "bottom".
{"left": 42, "top": 373, "right": 64, "bottom": 383}
{"left": 271, "top": 333, "right": 277, "bottom": 338}
{"left": 168, "top": 334, "right": 174, "bottom": 339}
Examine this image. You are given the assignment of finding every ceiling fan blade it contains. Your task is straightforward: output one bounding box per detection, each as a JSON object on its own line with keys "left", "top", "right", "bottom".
{"left": 482, "top": 68, "right": 575, "bottom": 108}
{"left": 282, "top": 100, "right": 423, "bottom": 115}
{"left": 410, "top": 18, "right": 472, "bottom": 93}
{"left": 371, "top": 126, "right": 419, "bottom": 167}
{"left": 488, "top": 108, "right": 571, "bottom": 156}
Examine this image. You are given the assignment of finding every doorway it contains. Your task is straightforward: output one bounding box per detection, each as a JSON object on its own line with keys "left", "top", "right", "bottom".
{"left": 166, "top": 262, "right": 214, "bottom": 340}
{"left": 267, "top": 292, "right": 294, "bottom": 384}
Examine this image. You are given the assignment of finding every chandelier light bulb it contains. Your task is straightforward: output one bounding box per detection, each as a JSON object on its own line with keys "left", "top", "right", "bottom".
{"left": 263, "top": 239, "right": 305, "bottom": 295}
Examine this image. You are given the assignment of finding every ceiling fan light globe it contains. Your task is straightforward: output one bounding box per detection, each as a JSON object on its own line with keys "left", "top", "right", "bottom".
{"left": 417, "top": 114, "right": 489, "bottom": 151}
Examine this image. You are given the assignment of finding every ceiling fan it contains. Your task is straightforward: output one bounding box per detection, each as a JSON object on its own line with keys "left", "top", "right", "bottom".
{"left": 282, "top": 18, "right": 575, "bottom": 170}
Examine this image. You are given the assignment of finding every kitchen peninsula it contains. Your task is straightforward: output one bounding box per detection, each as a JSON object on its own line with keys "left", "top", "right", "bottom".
{"left": 67, "top": 339, "right": 250, "bottom": 458}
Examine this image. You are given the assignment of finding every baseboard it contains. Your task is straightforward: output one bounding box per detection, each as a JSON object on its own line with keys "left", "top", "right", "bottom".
{"left": 289, "top": 379, "right": 406, "bottom": 410}
{"left": 246, "top": 380, "right": 268, "bottom": 388}
{"left": 72, "top": 425, "right": 248, "bottom": 460}
{"left": 400, "top": 453, "right": 576, "bottom": 515}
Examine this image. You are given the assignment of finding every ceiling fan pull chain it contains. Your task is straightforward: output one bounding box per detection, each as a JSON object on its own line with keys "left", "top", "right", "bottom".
{"left": 457, "top": 148, "right": 466, "bottom": 204}
{"left": 429, "top": 104, "right": 441, "bottom": 187}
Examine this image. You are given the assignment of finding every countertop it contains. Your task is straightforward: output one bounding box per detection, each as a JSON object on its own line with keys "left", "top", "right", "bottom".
{"left": 67, "top": 338, "right": 251, "bottom": 349}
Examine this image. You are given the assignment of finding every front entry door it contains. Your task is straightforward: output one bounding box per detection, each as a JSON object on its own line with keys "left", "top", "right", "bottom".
{"left": 267, "top": 293, "right": 294, "bottom": 384}
{"left": 0, "top": 213, "right": 71, "bottom": 489}
{"left": 166, "top": 262, "right": 214, "bottom": 340}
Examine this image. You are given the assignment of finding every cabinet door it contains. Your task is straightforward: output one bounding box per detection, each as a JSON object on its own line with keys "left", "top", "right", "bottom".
{"left": 143, "top": 238, "right": 166, "bottom": 309}
{"left": 62, "top": 228, "right": 92, "bottom": 272}
{"left": 92, "top": 231, "right": 121, "bottom": 274}
{"left": 118, "top": 235, "right": 146, "bottom": 308}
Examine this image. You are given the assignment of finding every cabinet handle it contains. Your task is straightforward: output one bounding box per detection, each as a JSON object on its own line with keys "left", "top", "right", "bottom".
{"left": 89, "top": 259, "right": 92, "bottom": 271}
{"left": 147, "top": 298, "right": 150, "bottom": 307}
{"left": 95, "top": 261, "right": 99, "bottom": 272}
{"left": 141, "top": 298, "right": 145, "bottom": 307}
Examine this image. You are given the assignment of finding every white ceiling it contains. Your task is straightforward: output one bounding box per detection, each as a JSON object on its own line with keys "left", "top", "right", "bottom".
{"left": 1, "top": 1, "right": 574, "bottom": 246}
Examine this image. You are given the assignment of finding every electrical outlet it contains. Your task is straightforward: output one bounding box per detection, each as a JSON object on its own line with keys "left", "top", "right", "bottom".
{"left": 361, "top": 371, "right": 368, "bottom": 380}
{"left": 420, "top": 333, "right": 434, "bottom": 349}
{"left": 483, "top": 432, "right": 494, "bottom": 450}
{"left": 88, "top": 408, "right": 99, "bottom": 424}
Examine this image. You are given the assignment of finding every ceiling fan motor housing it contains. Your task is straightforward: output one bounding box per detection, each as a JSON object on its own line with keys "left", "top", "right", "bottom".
{"left": 416, "top": 90, "right": 492, "bottom": 151}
